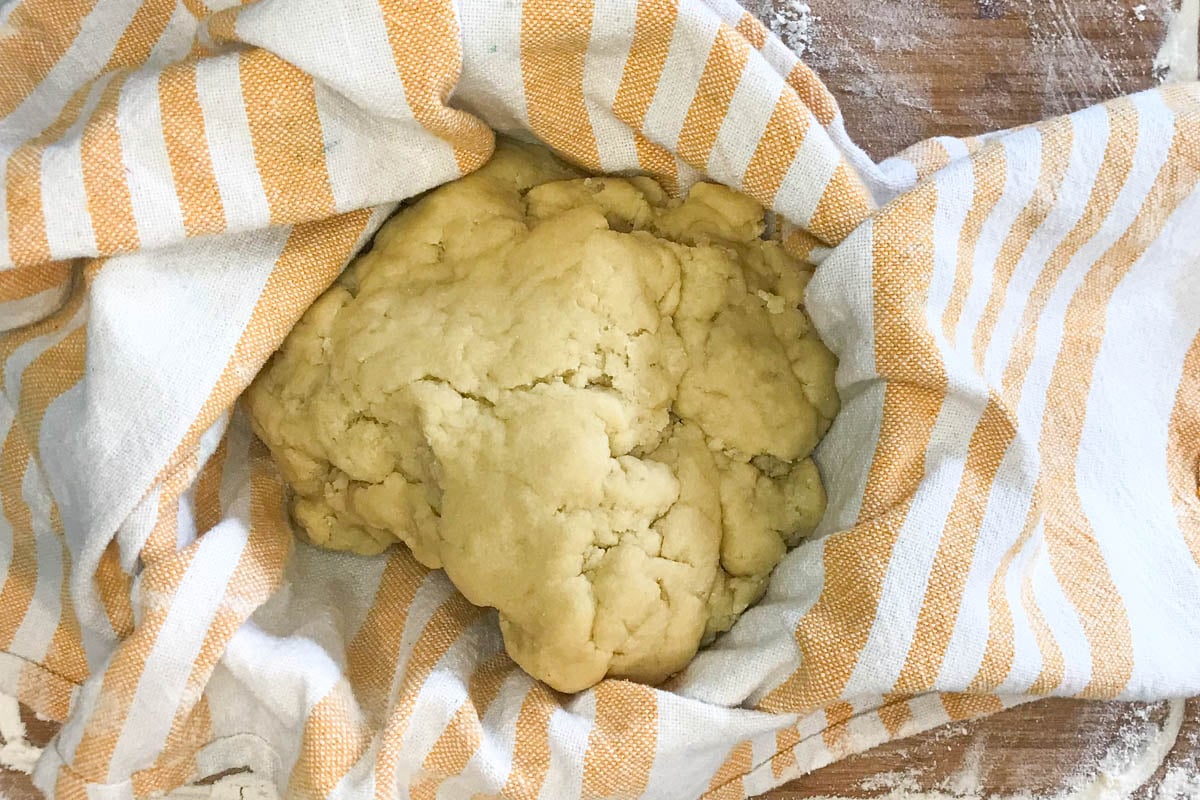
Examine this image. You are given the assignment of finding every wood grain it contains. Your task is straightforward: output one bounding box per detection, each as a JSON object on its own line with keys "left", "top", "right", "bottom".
{"left": 763, "top": 699, "right": 1200, "bottom": 798}
{"left": 742, "top": 0, "right": 1181, "bottom": 159}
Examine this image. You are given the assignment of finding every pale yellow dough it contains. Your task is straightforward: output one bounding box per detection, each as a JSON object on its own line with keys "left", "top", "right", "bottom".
{"left": 245, "top": 141, "right": 839, "bottom": 693}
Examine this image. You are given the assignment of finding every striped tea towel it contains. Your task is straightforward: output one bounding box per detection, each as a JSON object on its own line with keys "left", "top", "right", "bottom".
{"left": 0, "top": 0, "right": 1197, "bottom": 796}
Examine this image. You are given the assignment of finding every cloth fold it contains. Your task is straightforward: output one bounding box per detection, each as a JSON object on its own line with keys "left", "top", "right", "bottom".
{"left": 0, "top": 0, "right": 1197, "bottom": 796}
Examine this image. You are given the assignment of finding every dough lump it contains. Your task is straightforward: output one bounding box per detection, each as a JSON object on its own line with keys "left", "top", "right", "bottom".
{"left": 246, "top": 141, "right": 839, "bottom": 692}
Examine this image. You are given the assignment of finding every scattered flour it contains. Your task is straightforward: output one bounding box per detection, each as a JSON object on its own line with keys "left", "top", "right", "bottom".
{"left": 1154, "top": 764, "right": 1200, "bottom": 799}
{"left": 1154, "top": 0, "right": 1200, "bottom": 82}
{"left": 859, "top": 770, "right": 926, "bottom": 793}
{"left": 0, "top": 694, "right": 40, "bottom": 776}
{"left": 1067, "top": 700, "right": 1185, "bottom": 800}
{"left": 799, "top": 700, "right": 1191, "bottom": 800}
{"left": 1132, "top": 4, "right": 1150, "bottom": 21}
{"left": 765, "top": 1, "right": 817, "bottom": 56}
{"left": 940, "top": 736, "right": 986, "bottom": 797}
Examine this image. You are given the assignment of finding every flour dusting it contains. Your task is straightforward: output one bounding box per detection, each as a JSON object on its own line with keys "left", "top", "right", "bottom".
{"left": 766, "top": 1, "right": 817, "bottom": 56}
{"left": 797, "top": 700, "right": 1190, "bottom": 800}
{"left": 859, "top": 769, "right": 926, "bottom": 793}
{"left": 1154, "top": 0, "right": 1200, "bottom": 81}
{"left": 0, "top": 694, "right": 39, "bottom": 776}
{"left": 940, "top": 736, "right": 986, "bottom": 797}
{"left": 1067, "top": 700, "right": 1184, "bottom": 799}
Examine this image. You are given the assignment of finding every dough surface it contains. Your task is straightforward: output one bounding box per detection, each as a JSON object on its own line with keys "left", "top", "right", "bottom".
{"left": 246, "top": 141, "right": 839, "bottom": 692}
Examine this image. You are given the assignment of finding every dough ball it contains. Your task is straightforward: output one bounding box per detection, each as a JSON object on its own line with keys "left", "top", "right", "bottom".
{"left": 246, "top": 140, "right": 839, "bottom": 692}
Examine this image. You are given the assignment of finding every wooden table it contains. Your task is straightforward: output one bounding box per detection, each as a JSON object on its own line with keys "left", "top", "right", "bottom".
{"left": 742, "top": 0, "right": 1181, "bottom": 159}
{"left": 3, "top": 1, "right": 1197, "bottom": 798}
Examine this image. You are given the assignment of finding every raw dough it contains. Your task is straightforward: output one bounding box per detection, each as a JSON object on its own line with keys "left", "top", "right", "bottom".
{"left": 246, "top": 141, "right": 839, "bottom": 692}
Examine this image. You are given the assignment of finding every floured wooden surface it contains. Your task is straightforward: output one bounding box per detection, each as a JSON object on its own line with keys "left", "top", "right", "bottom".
{"left": 743, "top": 0, "right": 1198, "bottom": 158}
{"left": 764, "top": 699, "right": 1200, "bottom": 799}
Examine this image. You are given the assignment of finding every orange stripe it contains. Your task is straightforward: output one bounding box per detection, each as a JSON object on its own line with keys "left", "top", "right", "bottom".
{"left": 410, "top": 706, "right": 478, "bottom": 800}
{"left": 784, "top": 61, "right": 838, "bottom": 128}
{"left": 612, "top": 0, "right": 680, "bottom": 188}
{"left": 344, "top": 552, "right": 428, "bottom": 721}
{"left": 379, "top": 0, "right": 493, "bottom": 174}
{"left": 204, "top": 6, "right": 236, "bottom": 43}
{"left": 1036, "top": 108, "right": 1199, "bottom": 698}
{"left": 80, "top": 72, "right": 139, "bottom": 255}
{"left": 967, "top": 515, "right": 1023, "bottom": 692}
{"left": 1168, "top": 334, "right": 1200, "bottom": 566}
{"left": 95, "top": 540, "right": 134, "bottom": 639}
{"left": 181, "top": 0, "right": 208, "bottom": 21}
{"left": 17, "top": 658, "right": 74, "bottom": 722}
{"left": 0, "top": 280, "right": 87, "bottom": 677}
{"left": 962, "top": 104, "right": 1137, "bottom": 694}
{"left": 14, "top": 324, "right": 85, "bottom": 444}
{"left": 742, "top": 92, "right": 812, "bottom": 207}
{"left": 878, "top": 693, "right": 914, "bottom": 737}
{"left": 940, "top": 149, "right": 1007, "bottom": 343}
{"left": 760, "top": 187, "right": 942, "bottom": 713}
{"left": 971, "top": 124, "right": 1075, "bottom": 368}
{"left": 943, "top": 128, "right": 1072, "bottom": 693}
{"left": 770, "top": 725, "right": 801, "bottom": 779}
{"left": 704, "top": 740, "right": 752, "bottom": 800}
{"left": 130, "top": 697, "right": 213, "bottom": 797}
{"left": 674, "top": 26, "right": 748, "bottom": 172}
{"left": 68, "top": 472, "right": 199, "bottom": 781}
{"left": 374, "top": 592, "right": 483, "bottom": 797}
{"left": 158, "top": 61, "right": 227, "bottom": 238}
{"left": 0, "top": 262, "right": 70, "bottom": 303}
{"left": 287, "top": 680, "right": 372, "bottom": 799}
{"left": 783, "top": 227, "right": 822, "bottom": 264}
{"left": 519, "top": 0, "right": 601, "bottom": 171}
{"left": 0, "top": 326, "right": 85, "bottom": 656}
{"left": 899, "top": 138, "right": 953, "bottom": 181}
{"left": 42, "top": 548, "right": 89, "bottom": 685}
{"left": 108, "top": 0, "right": 176, "bottom": 69}
{"left": 941, "top": 692, "right": 1002, "bottom": 720}
{"left": 238, "top": 49, "right": 336, "bottom": 225}
{"left": 960, "top": 135, "right": 986, "bottom": 155}
{"left": 5, "top": 144, "right": 54, "bottom": 267}
{"left": 153, "top": 209, "right": 374, "bottom": 487}
{"left": 971, "top": 492, "right": 1066, "bottom": 696}
{"left": 807, "top": 161, "right": 872, "bottom": 245}
{"left": 5, "top": 0, "right": 173, "bottom": 270}
{"left": 581, "top": 682, "right": 657, "bottom": 797}
{"left": 0, "top": 0, "right": 98, "bottom": 118}
{"left": 492, "top": 685, "right": 556, "bottom": 800}
{"left": 6, "top": 82, "right": 97, "bottom": 268}
{"left": 409, "top": 655, "right": 515, "bottom": 799}
{"left": 734, "top": 12, "right": 767, "bottom": 50}
{"left": 160, "top": 446, "right": 291, "bottom": 768}
{"left": 192, "top": 433, "right": 228, "bottom": 534}
{"left": 0, "top": 275, "right": 86, "bottom": 362}
{"left": 997, "top": 109, "right": 1133, "bottom": 402}
{"left": 820, "top": 701, "right": 854, "bottom": 754}
{"left": 53, "top": 762, "right": 91, "bottom": 800}
{"left": 612, "top": 0, "right": 674, "bottom": 126}
{"left": 893, "top": 402, "right": 1014, "bottom": 693}
{"left": 1022, "top": 533, "right": 1065, "bottom": 694}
